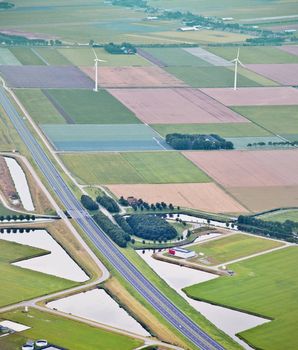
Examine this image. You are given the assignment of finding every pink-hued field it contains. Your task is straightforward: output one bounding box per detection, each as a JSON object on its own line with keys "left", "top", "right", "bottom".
{"left": 107, "top": 183, "right": 247, "bottom": 213}
{"left": 246, "top": 64, "right": 298, "bottom": 85}
{"left": 108, "top": 88, "right": 247, "bottom": 124}
{"left": 200, "top": 87, "right": 298, "bottom": 106}
{"left": 183, "top": 149, "right": 298, "bottom": 188}
{"left": 81, "top": 66, "right": 186, "bottom": 88}
{"left": 228, "top": 186, "right": 298, "bottom": 212}
{"left": 279, "top": 45, "right": 298, "bottom": 57}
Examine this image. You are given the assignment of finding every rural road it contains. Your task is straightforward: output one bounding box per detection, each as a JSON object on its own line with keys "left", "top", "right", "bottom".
{"left": 0, "top": 79, "right": 226, "bottom": 350}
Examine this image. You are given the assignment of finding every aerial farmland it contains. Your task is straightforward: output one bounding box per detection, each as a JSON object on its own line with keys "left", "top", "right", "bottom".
{"left": 0, "top": 1, "right": 297, "bottom": 350}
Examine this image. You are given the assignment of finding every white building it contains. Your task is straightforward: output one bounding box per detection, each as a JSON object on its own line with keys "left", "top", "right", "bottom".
{"left": 168, "top": 247, "right": 195, "bottom": 259}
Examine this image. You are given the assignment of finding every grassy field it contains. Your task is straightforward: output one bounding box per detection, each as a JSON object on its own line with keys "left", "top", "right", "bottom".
{"left": 0, "top": 203, "right": 21, "bottom": 216}
{"left": 0, "top": 240, "right": 75, "bottom": 307}
{"left": 152, "top": 122, "right": 270, "bottom": 137}
{"left": 0, "top": 308, "right": 142, "bottom": 350}
{"left": 46, "top": 89, "right": 139, "bottom": 124}
{"left": 233, "top": 105, "right": 298, "bottom": 135}
{"left": 0, "top": 48, "right": 21, "bottom": 65}
{"left": 166, "top": 66, "right": 260, "bottom": 88}
{"left": 258, "top": 209, "right": 298, "bottom": 222}
{"left": 143, "top": 47, "right": 212, "bottom": 66}
{"left": 187, "top": 233, "right": 283, "bottom": 265}
{"left": 61, "top": 151, "right": 210, "bottom": 184}
{"left": 184, "top": 247, "right": 298, "bottom": 350}
{"left": 15, "top": 89, "right": 65, "bottom": 124}
{"left": 58, "top": 47, "right": 150, "bottom": 66}
{"left": 9, "top": 48, "right": 46, "bottom": 65}
{"left": 226, "top": 136, "right": 282, "bottom": 149}
{"left": 207, "top": 46, "right": 298, "bottom": 64}
{"left": 35, "top": 47, "right": 72, "bottom": 65}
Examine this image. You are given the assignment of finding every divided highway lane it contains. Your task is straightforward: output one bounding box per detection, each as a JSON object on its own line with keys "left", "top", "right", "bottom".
{"left": 0, "top": 87, "right": 225, "bottom": 350}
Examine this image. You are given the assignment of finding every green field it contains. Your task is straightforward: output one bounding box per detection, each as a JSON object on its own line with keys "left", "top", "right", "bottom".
{"left": 9, "top": 48, "right": 46, "bottom": 65}
{"left": 15, "top": 89, "right": 65, "bottom": 124}
{"left": 188, "top": 234, "right": 283, "bottom": 265}
{"left": 166, "top": 66, "right": 260, "bottom": 88}
{"left": 0, "top": 48, "right": 21, "bottom": 65}
{"left": 226, "top": 136, "right": 282, "bottom": 149}
{"left": 207, "top": 46, "right": 298, "bottom": 64}
{"left": 0, "top": 203, "right": 21, "bottom": 216}
{"left": 58, "top": 47, "right": 150, "bottom": 66}
{"left": 0, "top": 308, "right": 142, "bottom": 350}
{"left": 34, "top": 47, "right": 72, "bottom": 65}
{"left": 61, "top": 151, "right": 210, "bottom": 184}
{"left": 233, "top": 105, "right": 298, "bottom": 135}
{"left": 259, "top": 209, "right": 298, "bottom": 222}
{"left": 143, "top": 47, "right": 212, "bottom": 66}
{"left": 0, "top": 240, "right": 75, "bottom": 307}
{"left": 46, "top": 89, "right": 139, "bottom": 124}
{"left": 184, "top": 247, "right": 298, "bottom": 350}
{"left": 152, "top": 122, "right": 270, "bottom": 137}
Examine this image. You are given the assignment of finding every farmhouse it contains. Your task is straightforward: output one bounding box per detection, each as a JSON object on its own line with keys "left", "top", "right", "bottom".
{"left": 168, "top": 247, "right": 195, "bottom": 259}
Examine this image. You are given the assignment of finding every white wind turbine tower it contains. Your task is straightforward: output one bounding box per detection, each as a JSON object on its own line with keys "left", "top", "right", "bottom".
{"left": 231, "top": 48, "right": 244, "bottom": 91}
{"left": 93, "top": 58, "right": 106, "bottom": 92}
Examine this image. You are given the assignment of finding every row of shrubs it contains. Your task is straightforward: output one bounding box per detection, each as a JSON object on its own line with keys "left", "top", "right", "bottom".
{"left": 0, "top": 214, "right": 36, "bottom": 221}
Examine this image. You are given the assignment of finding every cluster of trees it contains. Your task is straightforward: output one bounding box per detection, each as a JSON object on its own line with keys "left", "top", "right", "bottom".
{"left": 97, "top": 195, "right": 120, "bottom": 213}
{"left": 166, "top": 133, "right": 234, "bottom": 150}
{"left": 93, "top": 212, "right": 130, "bottom": 247}
{"left": 112, "top": 0, "right": 147, "bottom": 7}
{"left": 0, "top": 227, "right": 33, "bottom": 234}
{"left": 0, "top": 2, "right": 14, "bottom": 9}
{"left": 81, "top": 195, "right": 99, "bottom": 211}
{"left": 104, "top": 42, "right": 136, "bottom": 54}
{"left": 247, "top": 140, "right": 298, "bottom": 148}
{"left": 126, "top": 214, "right": 178, "bottom": 241}
{"left": 238, "top": 215, "right": 297, "bottom": 243}
{"left": 0, "top": 214, "right": 35, "bottom": 221}
{"left": 114, "top": 214, "right": 134, "bottom": 235}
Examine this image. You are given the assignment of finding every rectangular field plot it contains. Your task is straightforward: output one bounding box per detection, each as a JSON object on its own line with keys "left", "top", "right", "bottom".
{"left": 0, "top": 66, "right": 94, "bottom": 89}
{"left": 107, "top": 183, "right": 247, "bottom": 213}
{"left": 141, "top": 48, "right": 212, "bottom": 67}
{"left": 59, "top": 47, "right": 150, "bottom": 66}
{"left": 233, "top": 105, "right": 298, "bottom": 135}
{"left": 165, "top": 66, "right": 260, "bottom": 88}
{"left": 34, "top": 48, "right": 72, "bottom": 65}
{"left": 81, "top": 66, "right": 186, "bottom": 88}
{"left": 228, "top": 186, "right": 298, "bottom": 212}
{"left": 15, "top": 89, "right": 65, "bottom": 124}
{"left": 0, "top": 48, "right": 21, "bottom": 65}
{"left": 61, "top": 151, "right": 208, "bottom": 184}
{"left": 206, "top": 46, "right": 298, "bottom": 64}
{"left": 44, "top": 89, "right": 139, "bottom": 124}
{"left": 9, "top": 47, "right": 46, "bottom": 65}
{"left": 279, "top": 45, "right": 298, "bottom": 57}
{"left": 183, "top": 247, "right": 298, "bottom": 350}
{"left": 226, "top": 136, "right": 281, "bottom": 150}
{"left": 152, "top": 122, "right": 269, "bottom": 137}
{"left": 187, "top": 234, "right": 283, "bottom": 266}
{"left": 184, "top": 149, "right": 298, "bottom": 187}
{"left": 42, "top": 124, "right": 168, "bottom": 152}
{"left": 201, "top": 87, "right": 298, "bottom": 106}
{"left": 247, "top": 64, "right": 298, "bottom": 86}
{"left": 184, "top": 47, "right": 232, "bottom": 67}
{"left": 108, "top": 88, "right": 247, "bottom": 124}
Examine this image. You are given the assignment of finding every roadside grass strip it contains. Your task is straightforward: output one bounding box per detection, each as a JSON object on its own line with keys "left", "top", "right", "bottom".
{"left": 0, "top": 48, "right": 21, "bottom": 65}
{"left": 0, "top": 309, "right": 142, "bottom": 350}
{"left": 183, "top": 247, "right": 298, "bottom": 350}
{"left": 61, "top": 151, "right": 209, "bottom": 184}
{"left": 0, "top": 240, "right": 75, "bottom": 307}
{"left": 41, "top": 124, "right": 169, "bottom": 151}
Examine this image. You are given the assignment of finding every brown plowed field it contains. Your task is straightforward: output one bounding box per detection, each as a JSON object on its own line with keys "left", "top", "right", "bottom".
{"left": 81, "top": 66, "right": 186, "bottom": 88}
{"left": 183, "top": 149, "right": 298, "bottom": 188}
{"left": 279, "top": 45, "right": 298, "bottom": 57}
{"left": 108, "top": 88, "right": 247, "bottom": 124}
{"left": 107, "top": 183, "right": 247, "bottom": 213}
{"left": 201, "top": 87, "right": 298, "bottom": 106}
{"left": 246, "top": 64, "right": 298, "bottom": 86}
{"left": 228, "top": 186, "right": 298, "bottom": 212}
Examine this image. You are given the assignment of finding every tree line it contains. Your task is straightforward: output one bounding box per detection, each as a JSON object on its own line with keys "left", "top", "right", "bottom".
{"left": 166, "top": 133, "right": 234, "bottom": 150}
{"left": 81, "top": 194, "right": 120, "bottom": 213}
{"left": 247, "top": 140, "right": 298, "bottom": 148}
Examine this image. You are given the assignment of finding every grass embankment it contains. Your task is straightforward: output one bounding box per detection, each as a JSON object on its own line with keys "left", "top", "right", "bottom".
{"left": 184, "top": 247, "right": 298, "bottom": 350}
{"left": 61, "top": 151, "right": 210, "bottom": 184}
{"left": 0, "top": 239, "right": 76, "bottom": 307}
{"left": 0, "top": 308, "right": 142, "bottom": 350}
{"left": 258, "top": 209, "right": 298, "bottom": 222}
{"left": 187, "top": 233, "right": 284, "bottom": 265}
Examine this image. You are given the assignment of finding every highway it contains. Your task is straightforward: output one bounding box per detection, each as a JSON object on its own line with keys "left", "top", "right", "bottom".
{"left": 0, "top": 86, "right": 225, "bottom": 350}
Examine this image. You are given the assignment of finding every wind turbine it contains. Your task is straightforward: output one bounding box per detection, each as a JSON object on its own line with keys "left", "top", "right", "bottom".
{"left": 93, "top": 58, "right": 106, "bottom": 92}
{"left": 231, "top": 48, "right": 244, "bottom": 91}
